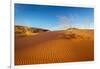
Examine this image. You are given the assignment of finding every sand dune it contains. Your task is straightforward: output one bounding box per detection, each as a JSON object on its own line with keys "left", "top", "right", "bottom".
{"left": 15, "top": 29, "right": 94, "bottom": 65}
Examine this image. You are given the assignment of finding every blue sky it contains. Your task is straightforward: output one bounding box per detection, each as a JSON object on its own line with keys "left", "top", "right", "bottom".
{"left": 15, "top": 4, "right": 94, "bottom": 30}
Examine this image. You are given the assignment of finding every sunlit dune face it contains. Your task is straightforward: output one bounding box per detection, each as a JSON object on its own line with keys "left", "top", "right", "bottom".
{"left": 15, "top": 29, "right": 94, "bottom": 65}
{"left": 24, "top": 27, "right": 32, "bottom": 36}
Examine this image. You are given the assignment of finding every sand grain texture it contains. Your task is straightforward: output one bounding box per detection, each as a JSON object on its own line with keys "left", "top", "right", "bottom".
{"left": 15, "top": 29, "right": 94, "bottom": 65}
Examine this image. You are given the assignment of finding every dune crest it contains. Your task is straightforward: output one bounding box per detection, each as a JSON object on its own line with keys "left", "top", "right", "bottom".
{"left": 15, "top": 27, "right": 94, "bottom": 65}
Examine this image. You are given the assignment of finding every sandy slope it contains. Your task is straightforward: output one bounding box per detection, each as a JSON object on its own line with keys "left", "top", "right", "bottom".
{"left": 15, "top": 29, "right": 94, "bottom": 65}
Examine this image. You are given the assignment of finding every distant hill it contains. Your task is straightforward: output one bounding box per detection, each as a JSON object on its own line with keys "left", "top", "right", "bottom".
{"left": 67, "top": 28, "right": 79, "bottom": 30}
{"left": 15, "top": 25, "right": 50, "bottom": 36}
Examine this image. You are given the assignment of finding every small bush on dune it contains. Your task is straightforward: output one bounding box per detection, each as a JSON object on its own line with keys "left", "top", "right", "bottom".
{"left": 58, "top": 32, "right": 76, "bottom": 39}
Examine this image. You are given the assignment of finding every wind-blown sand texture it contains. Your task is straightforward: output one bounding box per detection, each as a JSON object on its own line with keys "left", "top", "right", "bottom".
{"left": 15, "top": 29, "right": 94, "bottom": 65}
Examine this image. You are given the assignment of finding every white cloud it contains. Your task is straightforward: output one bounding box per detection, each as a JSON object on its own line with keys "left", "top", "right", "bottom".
{"left": 56, "top": 15, "right": 72, "bottom": 30}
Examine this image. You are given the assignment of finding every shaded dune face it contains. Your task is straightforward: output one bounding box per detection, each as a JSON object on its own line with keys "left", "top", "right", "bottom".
{"left": 15, "top": 29, "right": 94, "bottom": 65}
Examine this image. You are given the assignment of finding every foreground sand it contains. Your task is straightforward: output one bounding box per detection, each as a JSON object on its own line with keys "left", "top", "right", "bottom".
{"left": 15, "top": 29, "right": 94, "bottom": 65}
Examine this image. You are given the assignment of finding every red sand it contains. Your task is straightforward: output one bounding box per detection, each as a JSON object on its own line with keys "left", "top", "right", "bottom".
{"left": 15, "top": 29, "right": 94, "bottom": 65}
